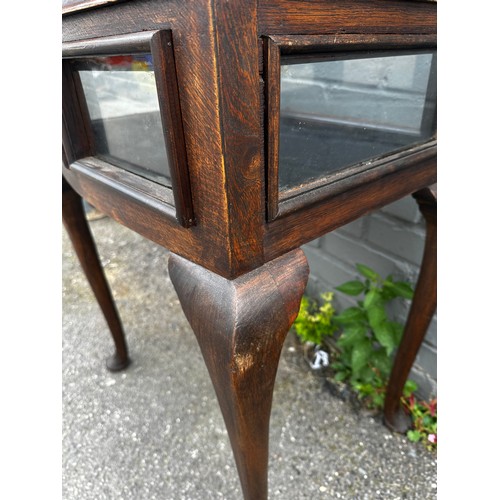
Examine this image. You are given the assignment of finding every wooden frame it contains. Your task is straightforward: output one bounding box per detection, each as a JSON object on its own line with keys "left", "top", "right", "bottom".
{"left": 62, "top": 30, "right": 194, "bottom": 227}
{"left": 264, "top": 34, "right": 437, "bottom": 221}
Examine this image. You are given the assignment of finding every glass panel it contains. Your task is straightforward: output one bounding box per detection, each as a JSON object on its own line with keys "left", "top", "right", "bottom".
{"left": 76, "top": 54, "right": 171, "bottom": 186}
{"left": 279, "top": 51, "right": 436, "bottom": 191}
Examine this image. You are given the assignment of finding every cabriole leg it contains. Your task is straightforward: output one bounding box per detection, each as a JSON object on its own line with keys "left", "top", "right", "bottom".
{"left": 384, "top": 185, "right": 437, "bottom": 432}
{"left": 62, "top": 181, "right": 131, "bottom": 372}
{"left": 168, "top": 249, "right": 309, "bottom": 500}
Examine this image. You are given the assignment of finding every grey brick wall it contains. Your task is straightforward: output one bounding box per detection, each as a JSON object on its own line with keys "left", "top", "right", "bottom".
{"left": 301, "top": 195, "right": 437, "bottom": 400}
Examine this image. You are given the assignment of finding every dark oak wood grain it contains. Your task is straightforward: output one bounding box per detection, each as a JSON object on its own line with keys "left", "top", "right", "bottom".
{"left": 168, "top": 249, "right": 309, "bottom": 500}
{"left": 259, "top": 0, "right": 436, "bottom": 35}
{"left": 263, "top": 36, "right": 282, "bottom": 222}
{"left": 213, "top": 0, "right": 265, "bottom": 275}
{"left": 62, "top": 63, "right": 93, "bottom": 165}
{"left": 268, "top": 33, "right": 436, "bottom": 54}
{"left": 384, "top": 184, "right": 437, "bottom": 433}
{"left": 151, "top": 29, "right": 194, "bottom": 227}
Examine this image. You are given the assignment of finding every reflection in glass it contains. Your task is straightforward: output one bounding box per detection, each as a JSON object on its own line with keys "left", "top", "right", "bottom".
{"left": 76, "top": 54, "right": 171, "bottom": 186}
{"left": 279, "top": 51, "right": 436, "bottom": 191}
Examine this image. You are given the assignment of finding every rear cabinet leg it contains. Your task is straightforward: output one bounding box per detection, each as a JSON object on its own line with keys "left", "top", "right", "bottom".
{"left": 62, "top": 182, "right": 131, "bottom": 371}
{"left": 384, "top": 185, "right": 437, "bottom": 432}
{"left": 168, "top": 249, "right": 309, "bottom": 500}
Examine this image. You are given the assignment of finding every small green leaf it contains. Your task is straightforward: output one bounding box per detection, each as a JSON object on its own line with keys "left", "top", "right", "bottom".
{"left": 403, "top": 380, "right": 419, "bottom": 397}
{"left": 386, "top": 281, "right": 415, "bottom": 300}
{"left": 372, "top": 393, "right": 385, "bottom": 409}
{"left": 407, "top": 430, "right": 422, "bottom": 442}
{"left": 359, "top": 365, "right": 376, "bottom": 384}
{"left": 319, "top": 301, "right": 335, "bottom": 318}
{"left": 371, "top": 321, "right": 396, "bottom": 355}
{"left": 423, "top": 415, "right": 433, "bottom": 427}
{"left": 370, "top": 350, "right": 393, "bottom": 378}
{"left": 364, "top": 289, "right": 382, "bottom": 310}
{"left": 337, "top": 325, "right": 366, "bottom": 349}
{"left": 356, "top": 263, "right": 381, "bottom": 282}
{"left": 334, "top": 371, "right": 348, "bottom": 382}
{"left": 335, "top": 307, "right": 366, "bottom": 325}
{"left": 320, "top": 291, "right": 334, "bottom": 302}
{"left": 352, "top": 381, "right": 363, "bottom": 392}
{"left": 380, "top": 283, "right": 399, "bottom": 302}
{"left": 335, "top": 280, "right": 366, "bottom": 296}
{"left": 366, "top": 301, "right": 387, "bottom": 328}
{"left": 387, "top": 321, "right": 404, "bottom": 345}
{"left": 351, "top": 339, "right": 373, "bottom": 375}
{"left": 357, "top": 382, "right": 374, "bottom": 395}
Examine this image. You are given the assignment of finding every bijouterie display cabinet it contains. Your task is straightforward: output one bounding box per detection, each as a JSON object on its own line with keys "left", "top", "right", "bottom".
{"left": 62, "top": 0, "right": 437, "bottom": 498}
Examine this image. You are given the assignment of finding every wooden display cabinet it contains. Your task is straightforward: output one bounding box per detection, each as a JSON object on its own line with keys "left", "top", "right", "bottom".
{"left": 62, "top": 1, "right": 437, "bottom": 498}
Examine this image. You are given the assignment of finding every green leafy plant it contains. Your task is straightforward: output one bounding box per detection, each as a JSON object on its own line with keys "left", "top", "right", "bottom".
{"left": 402, "top": 395, "right": 437, "bottom": 451}
{"left": 292, "top": 265, "right": 436, "bottom": 450}
{"left": 330, "top": 263, "right": 416, "bottom": 409}
{"left": 294, "top": 292, "right": 337, "bottom": 346}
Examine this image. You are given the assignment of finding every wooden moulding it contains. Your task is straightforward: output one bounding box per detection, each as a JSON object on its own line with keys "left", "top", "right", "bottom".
{"left": 263, "top": 151, "right": 436, "bottom": 262}
{"left": 263, "top": 33, "right": 437, "bottom": 223}
{"left": 62, "top": 30, "right": 195, "bottom": 228}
